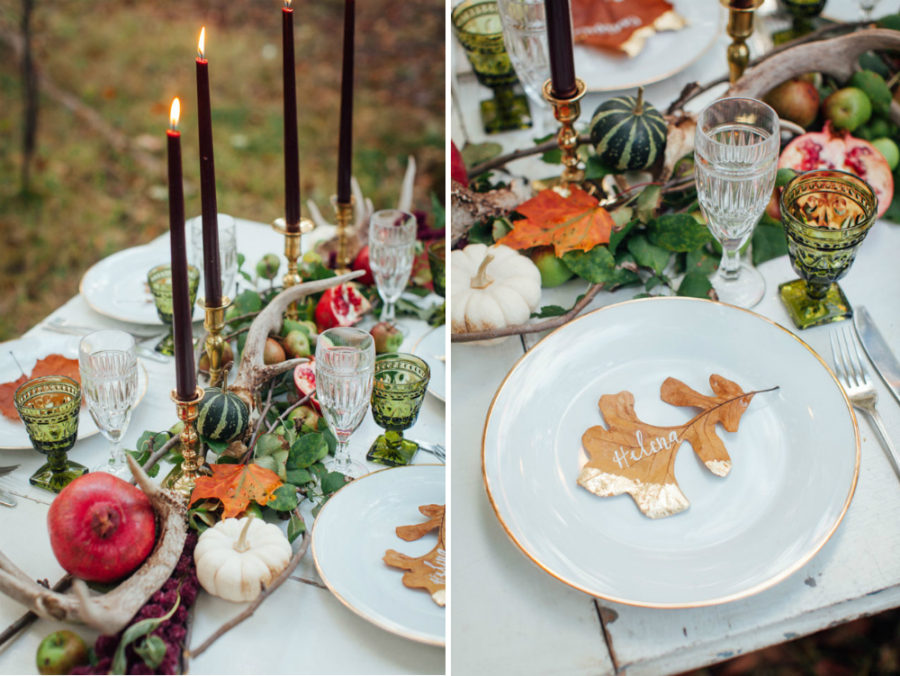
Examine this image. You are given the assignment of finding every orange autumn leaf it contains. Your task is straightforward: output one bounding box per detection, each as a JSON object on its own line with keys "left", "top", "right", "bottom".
{"left": 0, "top": 354, "right": 81, "bottom": 421}
{"left": 497, "top": 186, "right": 615, "bottom": 257}
{"left": 189, "top": 463, "right": 283, "bottom": 518}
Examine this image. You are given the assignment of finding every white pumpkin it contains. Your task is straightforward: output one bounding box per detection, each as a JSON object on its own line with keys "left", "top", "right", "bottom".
{"left": 451, "top": 243, "right": 542, "bottom": 341}
{"left": 194, "top": 517, "right": 292, "bottom": 602}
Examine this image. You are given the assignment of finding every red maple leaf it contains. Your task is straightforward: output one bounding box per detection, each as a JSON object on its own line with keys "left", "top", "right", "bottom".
{"left": 497, "top": 186, "right": 614, "bottom": 257}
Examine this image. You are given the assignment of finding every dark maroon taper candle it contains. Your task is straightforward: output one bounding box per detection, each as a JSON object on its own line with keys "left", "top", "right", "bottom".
{"left": 166, "top": 98, "right": 197, "bottom": 401}
{"left": 195, "top": 27, "right": 222, "bottom": 306}
{"left": 544, "top": 0, "right": 577, "bottom": 98}
{"left": 336, "top": 0, "right": 355, "bottom": 204}
{"left": 282, "top": 1, "right": 300, "bottom": 231}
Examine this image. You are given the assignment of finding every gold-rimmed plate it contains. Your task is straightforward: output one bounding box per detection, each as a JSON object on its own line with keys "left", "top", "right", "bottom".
{"left": 483, "top": 297, "right": 859, "bottom": 608}
{"left": 0, "top": 334, "right": 149, "bottom": 450}
{"left": 412, "top": 325, "right": 446, "bottom": 402}
{"left": 312, "top": 465, "right": 445, "bottom": 646}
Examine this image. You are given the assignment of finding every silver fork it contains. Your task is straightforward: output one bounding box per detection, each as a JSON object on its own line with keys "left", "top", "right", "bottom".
{"left": 831, "top": 324, "right": 900, "bottom": 478}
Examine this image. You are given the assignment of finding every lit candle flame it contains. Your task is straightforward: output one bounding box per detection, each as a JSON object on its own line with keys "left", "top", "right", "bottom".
{"left": 170, "top": 97, "right": 181, "bottom": 129}
{"left": 197, "top": 27, "right": 206, "bottom": 59}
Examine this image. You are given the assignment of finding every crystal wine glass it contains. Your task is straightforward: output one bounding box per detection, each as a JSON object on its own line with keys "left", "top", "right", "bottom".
{"left": 369, "top": 210, "right": 418, "bottom": 322}
{"left": 367, "top": 353, "right": 430, "bottom": 467}
{"left": 496, "top": 0, "right": 552, "bottom": 135}
{"left": 14, "top": 375, "right": 86, "bottom": 492}
{"left": 694, "top": 97, "right": 780, "bottom": 308}
{"left": 147, "top": 264, "right": 200, "bottom": 355}
{"left": 79, "top": 330, "right": 140, "bottom": 477}
{"left": 315, "top": 327, "right": 376, "bottom": 479}
{"left": 778, "top": 170, "right": 877, "bottom": 329}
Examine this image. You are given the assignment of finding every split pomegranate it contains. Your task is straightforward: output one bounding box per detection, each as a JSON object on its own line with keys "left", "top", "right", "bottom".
{"left": 314, "top": 283, "right": 371, "bottom": 331}
{"left": 47, "top": 473, "right": 156, "bottom": 583}
{"left": 293, "top": 360, "right": 320, "bottom": 412}
{"left": 779, "top": 122, "right": 893, "bottom": 219}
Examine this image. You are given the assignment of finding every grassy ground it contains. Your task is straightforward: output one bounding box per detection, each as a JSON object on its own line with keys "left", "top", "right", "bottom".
{"left": 0, "top": 0, "right": 444, "bottom": 340}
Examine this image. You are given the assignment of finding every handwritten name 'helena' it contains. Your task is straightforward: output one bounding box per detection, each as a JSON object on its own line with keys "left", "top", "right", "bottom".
{"left": 612, "top": 430, "right": 680, "bottom": 469}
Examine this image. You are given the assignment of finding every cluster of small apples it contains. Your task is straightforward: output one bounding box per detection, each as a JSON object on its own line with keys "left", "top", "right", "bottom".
{"left": 764, "top": 69, "right": 900, "bottom": 170}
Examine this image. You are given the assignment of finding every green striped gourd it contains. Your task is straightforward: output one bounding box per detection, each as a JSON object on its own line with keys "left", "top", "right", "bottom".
{"left": 197, "top": 387, "right": 249, "bottom": 442}
{"left": 589, "top": 87, "right": 667, "bottom": 172}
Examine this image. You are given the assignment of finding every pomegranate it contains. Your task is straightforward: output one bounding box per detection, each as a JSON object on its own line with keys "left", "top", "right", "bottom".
{"left": 314, "top": 283, "right": 371, "bottom": 331}
{"left": 351, "top": 246, "right": 375, "bottom": 286}
{"left": 293, "top": 360, "right": 320, "bottom": 412}
{"left": 779, "top": 123, "right": 894, "bottom": 219}
{"left": 47, "top": 473, "right": 156, "bottom": 583}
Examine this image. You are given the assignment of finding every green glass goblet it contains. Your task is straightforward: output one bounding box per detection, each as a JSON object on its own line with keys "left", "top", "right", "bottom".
{"left": 367, "top": 353, "right": 431, "bottom": 467}
{"left": 14, "top": 375, "right": 86, "bottom": 492}
{"left": 147, "top": 264, "right": 200, "bottom": 355}
{"left": 452, "top": 0, "right": 532, "bottom": 133}
{"left": 773, "top": 0, "right": 828, "bottom": 45}
{"left": 778, "top": 170, "right": 877, "bottom": 330}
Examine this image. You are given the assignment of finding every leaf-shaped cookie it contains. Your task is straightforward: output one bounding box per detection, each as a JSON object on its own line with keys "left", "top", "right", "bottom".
{"left": 384, "top": 504, "right": 446, "bottom": 606}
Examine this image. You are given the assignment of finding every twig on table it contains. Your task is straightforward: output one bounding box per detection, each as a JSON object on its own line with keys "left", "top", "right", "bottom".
{"left": 0, "top": 575, "right": 72, "bottom": 648}
{"left": 451, "top": 283, "right": 604, "bottom": 343}
{"left": 266, "top": 392, "right": 312, "bottom": 434}
{"left": 243, "top": 383, "right": 275, "bottom": 463}
{"left": 223, "top": 325, "right": 251, "bottom": 343}
{"left": 188, "top": 531, "right": 311, "bottom": 658}
{"left": 289, "top": 575, "right": 327, "bottom": 590}
{"left": 181, "top": 605, "right": 195, "bottom": 674}
{"left": 469, "top": 134, "right": 591, "bottom": 178}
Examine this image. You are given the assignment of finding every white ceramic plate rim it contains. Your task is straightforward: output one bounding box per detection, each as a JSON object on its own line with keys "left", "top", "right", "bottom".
{"left": 412, "top": 325, "right": 446, "bottom": 402}
{"left": 79, "top": 243, "right": 204, "bottom": 325}
{"left": 574, "top": 1, "right": 723, "bottom": 92}
{"left": 0, "top": 334, "right": 149, "bottom": 450}
{"left": 482, "top": 297, "right": 859, "bottom": 608}
{"left": 312, "top": 464, "right": 446, "bottom": 646}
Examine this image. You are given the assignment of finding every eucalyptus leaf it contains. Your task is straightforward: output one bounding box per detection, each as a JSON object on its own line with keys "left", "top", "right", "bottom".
{"left": 466, "top": 219, "right": 495, "bottom": 245}
{"left": 288, "top": 512, "right": 306, "bottom": 543}
{"left": 286, "top": 468, "right": 313, "bottom": 485}
{"left": 627, "top": 234, "right": 671, "bottom": 275}
{"left": 321, "top": 471, "right": 347, "bottom": 495}
{"left": 289, "top": 433, "right": 330, "bottom": 469}
{"left": 203, "top": 436, "right": 229, "bottom": 456}
{"left": 684, "top": 246, "right": 719, "bottom": 276}
{"left": 647, "top": 213, "right": 713, "bottom": 252}
{"left": 269, "top": 484, "right": 300, "bottom": 512}
{"left": 584, "top": 155, "right": 616, "bottom": 180}
{"left": 111, "top": 595, "right": 180, "bottom": 674}
{"left": 562, "top": 246, "right": 640, "bottom": 287}
{"left": 256, "top": 433, "right": 288, "bottom": 457}
{"left": 752, "top": 217, "right": 789, "bottom": 266}
{"left": 677, "top": 270, "right": 714, "bottom": 299}
{"left": 531, "top": 304, "right": 568, "bottom": 318}
{"left": 608, "top": 219, "right": 638, "bottom": 255}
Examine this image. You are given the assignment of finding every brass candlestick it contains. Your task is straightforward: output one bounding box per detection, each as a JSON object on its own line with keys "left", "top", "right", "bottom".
{"left": 272, "top": 217, "right": 315, "bottom": 319}
{"left": 334, "top": 198, "right": 355, "bottom": 273}
{"left": 722, "top": 0, "right": 763, "bottom": 84}
{"left": 165, "top": 387, "right": 205, "bottom": 496}
{"left": 203, "top": 296, "right": 230, "bottom": 389}
{"left": 542, "top": 78, "right": 587, "bottom": 190}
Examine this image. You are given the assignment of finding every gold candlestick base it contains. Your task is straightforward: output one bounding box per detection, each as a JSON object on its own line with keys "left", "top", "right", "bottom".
{"left": 722, "top": 0, "right": 763, "bottom": 84}
{"left": 203, "top": 296, "right": 231, "bottom": 389}
{"left": 272, "top": 217, "right": 315, "bottom": 319}
{"left": 334, "top": 198, "right": 355, "bottom": 274}
{"left": 163, "top": 387, "right": 205, "bottom": 497}
{"left": 542, "top": 79, "right": 587, "bottom": 191}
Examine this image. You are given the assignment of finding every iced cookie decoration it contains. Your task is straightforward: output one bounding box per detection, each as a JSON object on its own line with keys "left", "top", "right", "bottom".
{"left": 384, "top": 504, "right": 446, "bottom": 606}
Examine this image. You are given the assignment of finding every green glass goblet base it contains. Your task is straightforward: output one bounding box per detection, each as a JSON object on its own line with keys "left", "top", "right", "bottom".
{"left": 778, "top": 278, "right": 853, "bottom": 329}
{"left": 481, "top": 88, "right": 532, "bottom": 134}
{"left": 30, "top": 451, "right": 88, "bottom": 493}
{"left": 154, "top": 331, "right": 176, "bottom": 356}
{"left": 367, "top": 430, "right": 419, "bottom": 467}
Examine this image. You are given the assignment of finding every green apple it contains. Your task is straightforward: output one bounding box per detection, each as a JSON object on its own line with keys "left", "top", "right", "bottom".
{"left": 283, "top": 329, "right": 311, "bottom": 358}
{"left": 256, "top": 253, "right": 281, "bottom": 280}
{"left": 823, "top": 87, "right": 872, "bottom": 132}
{"left": 288, "top": 404, "right": 321, "bottom": 433}
{"left": 36, "top": 630, "right": 88, "bottom": 675}
{"left": 872, "top": 137, "right": 900, "bottom": 170}
{"left": 530, "top": 247, "right": 573, "bottom": 288}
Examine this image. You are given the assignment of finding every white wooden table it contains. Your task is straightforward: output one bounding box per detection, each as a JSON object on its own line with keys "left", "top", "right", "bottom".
{"left": 451, "top": 1, "right": 900, "bottom": 672}
{"left": 0, "top": 219, "right": 445, "bottom": 675}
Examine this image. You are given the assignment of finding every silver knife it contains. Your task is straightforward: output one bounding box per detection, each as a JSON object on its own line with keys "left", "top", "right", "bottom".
{"left": 855, "top": 306, "right": 900, "bottom": 407}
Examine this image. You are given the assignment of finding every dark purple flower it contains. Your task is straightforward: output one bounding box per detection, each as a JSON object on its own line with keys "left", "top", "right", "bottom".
{"left": 94, "top": 634, "right": 118, "bottom": 657}
{"left": 130, "top": 663, "right": 153, "bottom": 675}
{"left": 141, "top": 603, "right": 165, "bottom": 619}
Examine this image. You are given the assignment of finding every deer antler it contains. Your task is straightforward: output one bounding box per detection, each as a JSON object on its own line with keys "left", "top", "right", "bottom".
{"left": 229, "top": 271, "right": 364, "bottom": 409}
{"left": 0, "top": 455, "right": 186, "bottom": 634}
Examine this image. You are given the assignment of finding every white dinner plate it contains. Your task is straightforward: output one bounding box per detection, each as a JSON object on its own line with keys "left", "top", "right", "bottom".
{"left": 574, "top": 1, "right": 723, "bottom": 92}
{"left": 483, "top": 297, "right": 859, "bottom": 608}
{"left": 80, "top": 243, "right": 204, "bottom": 325}
{"left": 0, "top": 334, "right": 149, "bottom": 450}
{"left": 312, "top": 465, "right": 446, "bottom": 646}
{"left": 413, "top": 325, "right": 446, "bottom": 402}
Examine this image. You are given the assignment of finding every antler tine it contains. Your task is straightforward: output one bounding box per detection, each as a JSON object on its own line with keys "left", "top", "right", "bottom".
{"left": 398, "top": 155, "right": 416, "bottom": 213}
{"left": 306, "top": 197, "right": 329, "bottom": 230}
